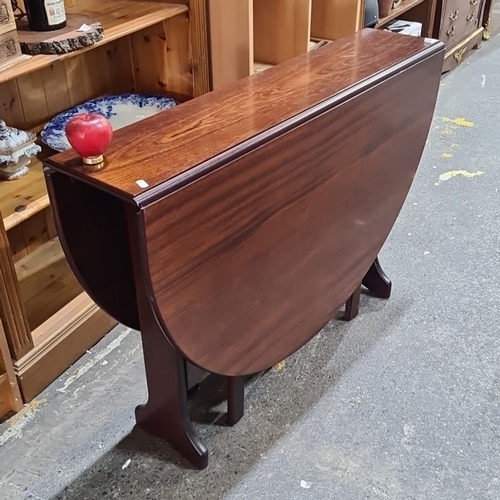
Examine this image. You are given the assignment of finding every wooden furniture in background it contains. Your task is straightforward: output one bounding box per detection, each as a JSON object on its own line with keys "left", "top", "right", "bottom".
{"left": 0, "top": 316, "right": 23, "bottom": 418}
{"left": 208, "top": 0, "right": 254, "bottom": 90}
{"left": 46, "top": 29, "right": 444, "bottom": 467}
{"left": 207, "top": 0, "right": 443, "bottom": 89}
{"left": 0, "top": 0, "right": 210, "bottom": 406}
{"left": 209, "top": 0, "right": 365, "bottom": 89}
{"left": 311, "top": 0, "right": 365, "bottom": 39}
{"left": 253, "top": 0, "right": 312, "bottom": 65}
{"left": 375, "top": 0, "right": 438, "bottom": 36}
{"left": 481, "top": 0, "right": 493, "bottom": 40}
{"left": 433, "top": 0, "right": 488, "bottom": 70}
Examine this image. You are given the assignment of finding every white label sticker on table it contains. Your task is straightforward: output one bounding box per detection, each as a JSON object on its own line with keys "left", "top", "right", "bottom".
{"left": 136, "top": 180, "right": 149, "bottom": 188}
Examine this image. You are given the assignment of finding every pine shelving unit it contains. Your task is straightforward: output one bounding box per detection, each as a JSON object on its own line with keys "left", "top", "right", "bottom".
{"left": 0, "top": 0, "right": 209, "bottom": 405}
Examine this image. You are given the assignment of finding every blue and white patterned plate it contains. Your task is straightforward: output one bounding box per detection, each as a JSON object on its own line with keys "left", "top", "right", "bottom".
{"left": 41, "top": 93, "right": 178, "bottom": 152}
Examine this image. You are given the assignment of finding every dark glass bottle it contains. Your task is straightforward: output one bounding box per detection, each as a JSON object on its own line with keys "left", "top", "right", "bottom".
{"left": 24, "top": 0, "right": 67, "bottom": 32}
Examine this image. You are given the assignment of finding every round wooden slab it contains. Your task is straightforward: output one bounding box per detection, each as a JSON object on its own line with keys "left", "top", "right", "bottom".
{"left": 17, "top": 14, "right": 104, "bottom": 55}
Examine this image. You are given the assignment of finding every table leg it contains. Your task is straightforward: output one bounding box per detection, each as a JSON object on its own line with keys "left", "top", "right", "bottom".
{"left": 135, "top": 303, "right": 208, "bottom": 469}
{"left": 362, "top": 257, "right": 392, "bottom": 299}
{"left": 227, "top": 376, "right": 245, "bottom": 426}
{"left": 344, "top": 284, "right": 361, "bottom": 321}
{"left": 126, "top": 206, "right": 207, "bottom": 468}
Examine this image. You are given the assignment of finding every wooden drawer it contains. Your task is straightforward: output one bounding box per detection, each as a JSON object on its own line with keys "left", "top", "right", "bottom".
{"left": 439, "top": 0, "right": 483, "bottom": 46}
{"left": 443, "top": 26, "right": 483, "bottom": 71}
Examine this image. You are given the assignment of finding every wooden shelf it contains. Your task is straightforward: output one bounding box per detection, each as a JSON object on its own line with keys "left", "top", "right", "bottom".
{"left": 14, "top": 291, "right": 116, "bottom": 402}
{"left": 309, "top": 39, "right": 329, "bottom": 50}
{"left": 0, "top": 159, "right": 49, "bottom": 231}
{"left": 255, "top": 39, "right": 329, "bottom": 73}
{"left": 254, "top": 61, "right": 274, "bottom": 73}
{"left": 0, "top": 373, "right": 7, "bottom": 385}
{"left": 30, "top": 291, "right": 93, "bottom": 347}
{"left": 375, "top": 0, "right": 426, "bottom": 28}
{"left": 16, "top": 237, "right": 82, "bottom": 332}
{"left": 0, "top": 0, "right": 188, "bottom": 85}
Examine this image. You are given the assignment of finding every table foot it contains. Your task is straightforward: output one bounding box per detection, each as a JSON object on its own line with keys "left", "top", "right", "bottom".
{"left": 362, "top": 257, "right": 392, "bottom": 299}
{"left": 136, "top": 308, "right": 208, "bottom": 469}
{"left": 227, "top": 376, "right": 245, "bottom": 426}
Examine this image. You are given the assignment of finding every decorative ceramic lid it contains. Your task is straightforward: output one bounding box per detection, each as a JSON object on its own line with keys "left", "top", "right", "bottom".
{"left": 0, "top": 120, "right": 40, "bottom": 165}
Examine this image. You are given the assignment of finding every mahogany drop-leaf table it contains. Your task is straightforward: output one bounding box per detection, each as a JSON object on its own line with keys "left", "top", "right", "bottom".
{"left": 45, "top": 29, "right": 444, "bottom": 469}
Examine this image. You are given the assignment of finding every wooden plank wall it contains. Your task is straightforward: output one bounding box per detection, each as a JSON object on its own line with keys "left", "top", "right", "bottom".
{"left": 0, "top": 38, "right": 135, "bottom": 131}
{"left": 8, "top": 208, "right": 56, "bottom": 262}
{"left": 131, "top": 13, "right": 193, "bottom": 100}
{"left": 254, "top": 0, "right": 312, "bottom": 65}
{"left": 208, "top": 0, "right": 254, "bottom": 89}
{"left": 311, "top": 0, "right": 364, "bottom": 41}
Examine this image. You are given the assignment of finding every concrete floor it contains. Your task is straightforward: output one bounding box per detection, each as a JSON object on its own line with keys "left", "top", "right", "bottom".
{"left": 2, "top": 20, "right": 500, "bottom": 500}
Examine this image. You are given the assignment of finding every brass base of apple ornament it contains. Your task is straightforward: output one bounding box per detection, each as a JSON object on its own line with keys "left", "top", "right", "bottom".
{"left": 65, "top": 113, "right": 113, "bottom": 172}
{"left": 82, "top": 155, "right": 105, "bottom": 171}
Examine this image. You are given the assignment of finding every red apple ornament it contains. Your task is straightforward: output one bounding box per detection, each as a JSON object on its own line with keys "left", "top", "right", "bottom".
{"left": 65, "top": 113, "right": 113, "bottom": 171}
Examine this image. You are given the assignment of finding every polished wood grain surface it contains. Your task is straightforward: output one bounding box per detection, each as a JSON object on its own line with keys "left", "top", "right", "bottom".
{"left": 48, "top": 29, "right": 442, "bottom": 201}
{"left": 140, "top": 49, "right": 443, "bottom": 375}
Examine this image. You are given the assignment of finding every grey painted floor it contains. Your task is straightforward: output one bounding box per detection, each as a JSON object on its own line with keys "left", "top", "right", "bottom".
{"left": 2, "top": 20, "right": 500, "bottom": 500}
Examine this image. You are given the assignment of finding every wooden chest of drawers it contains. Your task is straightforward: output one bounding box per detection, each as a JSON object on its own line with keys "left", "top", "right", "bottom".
{"left": 434, "top": 0, "right": 486, "bottom": 71}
